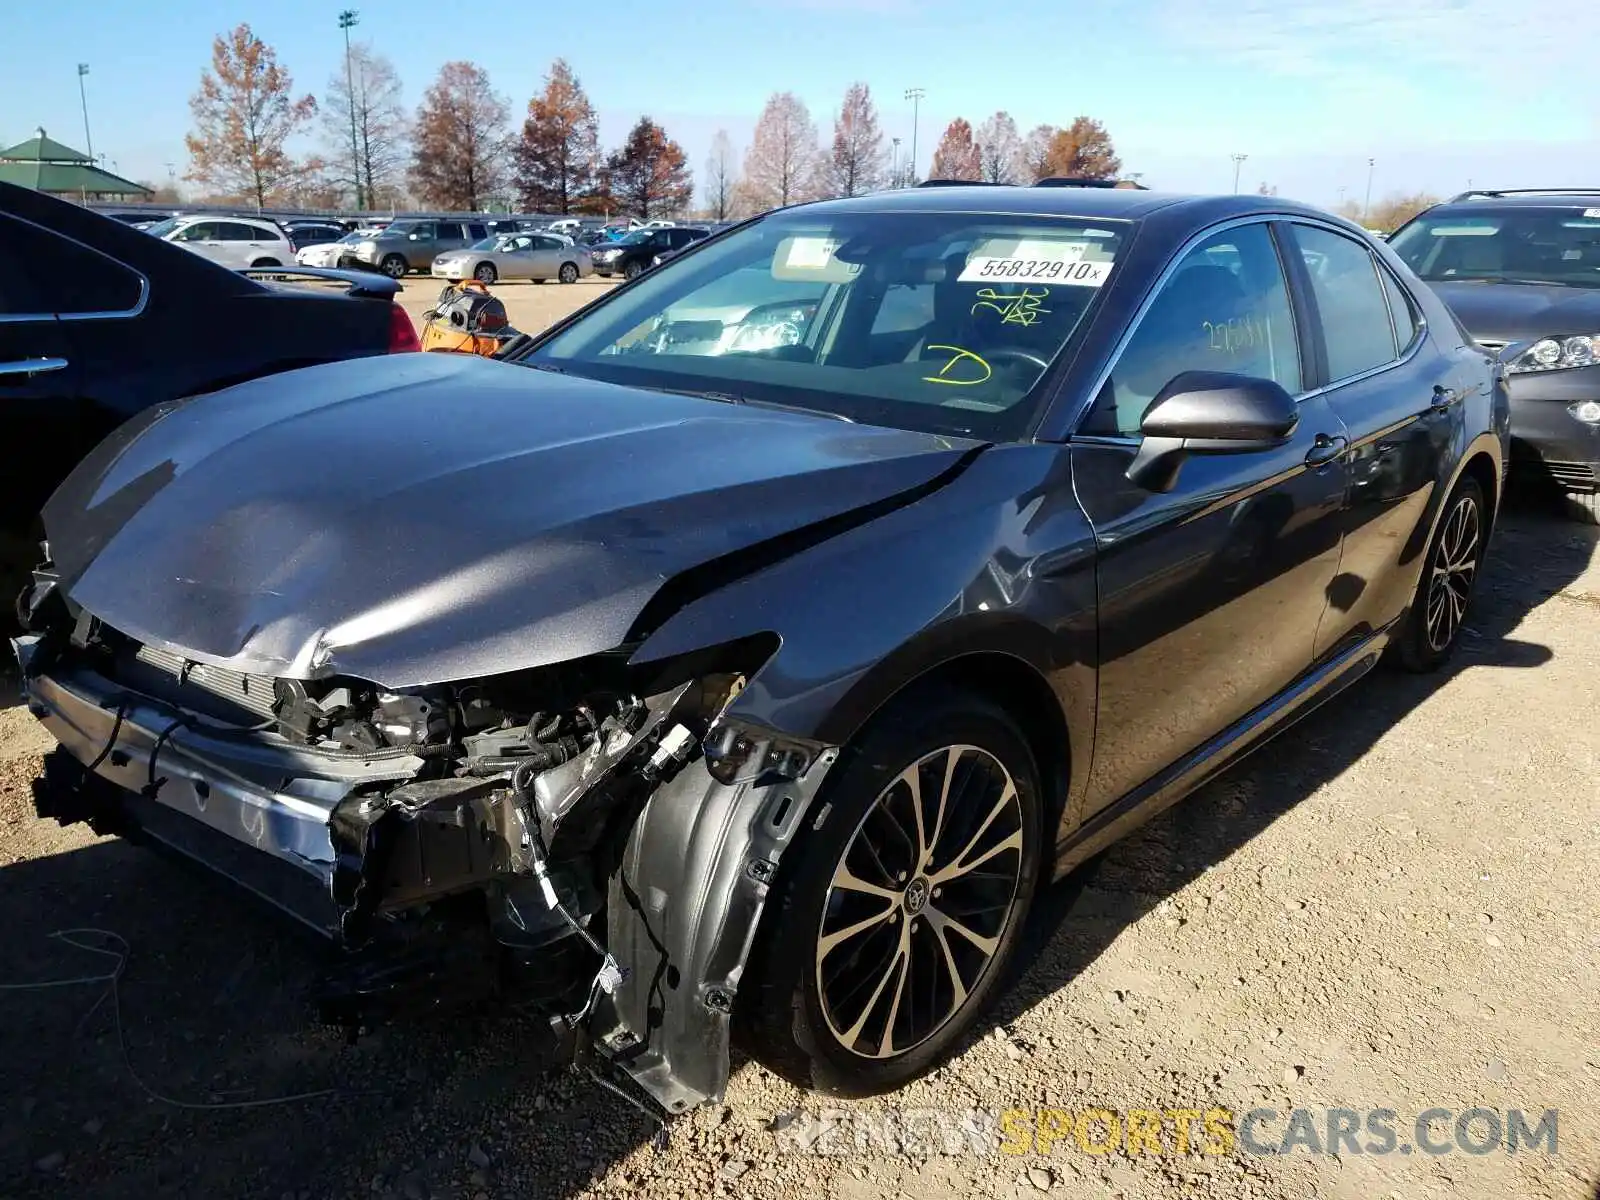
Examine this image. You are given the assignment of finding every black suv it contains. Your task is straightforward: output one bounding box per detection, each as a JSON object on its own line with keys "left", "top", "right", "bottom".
{"left": 1390, "top": 189, "right": 1600, "bottom": 520}
{"left": 588, "top": 226, "right": 709, "bottom": 279}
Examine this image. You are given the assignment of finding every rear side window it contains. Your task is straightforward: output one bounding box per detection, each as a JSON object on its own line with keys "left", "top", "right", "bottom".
{"left": 435, "top": 222, "right": 463, "bottom": 240}
{"left": 1380, "top": 266, "right": 1419, "bottom": 351}
{"left": 1291, "top": 224, "right": 1398, "bottom": 381}
{"left": 0, "top": 214, "right": 143, "bottom": 316}
{"left": 468, "top": 223, "right": 488, "bottom": 240}
{"left": 219, "top": 223, "right": 259, "bottom": 241}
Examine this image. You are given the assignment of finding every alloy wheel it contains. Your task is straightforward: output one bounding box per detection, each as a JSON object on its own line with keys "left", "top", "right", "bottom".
{"left": 1425, "top": 491, "right": 1480, "bottom": 652}
{"left": 559, "top": 263, "right": 579, "bottom": 284}
{"left": 814, "top": 744, "right": 1025, "bottom": 1059}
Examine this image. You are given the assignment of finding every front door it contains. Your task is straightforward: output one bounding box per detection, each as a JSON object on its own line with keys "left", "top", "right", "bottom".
{"left": 1071, "top": 220, "right": 1350, "bottom": 814}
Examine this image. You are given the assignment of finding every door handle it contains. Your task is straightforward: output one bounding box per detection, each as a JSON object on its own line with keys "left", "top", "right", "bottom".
{"left": 1431, "top": 385, "right": 1460, "bottom": 410}
{"left": 0, "top": 357, "right": 68, "bottom": 378}
{"left": 1304, "top": 433, "right": 1348, "bottom": 466}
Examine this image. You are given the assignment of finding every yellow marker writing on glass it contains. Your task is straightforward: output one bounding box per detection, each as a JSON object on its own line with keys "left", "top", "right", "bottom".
{"left": 923, "top": 344, "right": 992, "bottom": 386}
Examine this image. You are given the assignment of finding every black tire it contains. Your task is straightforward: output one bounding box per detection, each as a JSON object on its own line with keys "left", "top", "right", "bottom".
{"left": 596, "top": 271, "right": 612, "bottom": 279}
{"left": 740, "top": 687, "right": 1044, "bottom": 1097}
{"left": 474, "top": 262, "right": 497, "bottom": 284}
{"left": 380, "top": 254, "right": 408, "bottom": 279}
{"left": 623, "top": 259, "right": 644, "bottom": 281}
{"left": 1390, "top": 475, "right": 1487, "bottom": 672}
{"left": 250, "top": 257, "right": 281, "bottom": 268}
{"left": 558, "top": 262, "right": 579, "bottom": 284}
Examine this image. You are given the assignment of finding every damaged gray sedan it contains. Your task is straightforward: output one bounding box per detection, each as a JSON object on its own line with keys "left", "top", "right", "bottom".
{"left": 14, "top": 184, "right": 1506, "bottom": 1112}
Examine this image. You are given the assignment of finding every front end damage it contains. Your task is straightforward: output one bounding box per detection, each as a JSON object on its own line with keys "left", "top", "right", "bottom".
{"left": 14, "top": 595, "right": 836, "bottom": 1113}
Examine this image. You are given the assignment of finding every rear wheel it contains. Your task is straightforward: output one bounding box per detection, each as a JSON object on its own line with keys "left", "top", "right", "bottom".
{"left": 1390, "top": 475, "right": 1487, "bottom": 672}
{"left": 558, "top": 262, "right": 579, "bottom": 284}
{"left": 474, "top": 262, "right": 497, "bottom": 284}
{"left": 250, "top": 257, "right": 281, "bottom": 268}
{"left": 380, "top": 254, "right": 408, "bottom": 279}
{"left": 740, "top": 689, "right": 1043, "bottom": 1096}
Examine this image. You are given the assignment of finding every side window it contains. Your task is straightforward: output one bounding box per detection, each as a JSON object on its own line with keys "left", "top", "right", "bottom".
{"left": 1088, "top": 223, "right": 1301, "bottom": 437}
{"left": 435, "top": 222, "right": 463, "bottom": 241}
{"left": 871, "top": 284, "right": 934, "bottom": 335}
{"left": 468, "top": 223, "right": 488, "bottom": 240}
{"left": 1380, "top": 265, "right": 1419, "bottom": 351}
{"left": 220, "top": 223, "right": 258, "bottom": 242}
{"left": 534, "top": 236, "right": 560, "bottom": 250}
{"left": 1292, "top": 224, "right": 1397, "bottom": 381}
{"left": 172, "top": 222, "right": 216, "bottom": 242}
{"left": 1, "top": 215, "right": 143, "bottom": 315}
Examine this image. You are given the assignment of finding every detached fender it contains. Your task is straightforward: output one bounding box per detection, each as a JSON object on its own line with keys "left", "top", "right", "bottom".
{"left": 600, "top": 445, "right": 1099, "bottom": 1108}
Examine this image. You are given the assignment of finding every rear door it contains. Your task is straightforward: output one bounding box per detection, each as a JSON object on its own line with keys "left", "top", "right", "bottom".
{"left": 1281, "top": 221, "right": 1469, "bottom": 656}
{"left": 435, "top": 221, "right": 469, "bottom": 254}
{"left": 1071, "top": 220, "right": 1350, "bottom": 815}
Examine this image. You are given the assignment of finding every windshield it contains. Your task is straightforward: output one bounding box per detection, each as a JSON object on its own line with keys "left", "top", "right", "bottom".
{"left": 144, "top": 217, "right": 182, "bottom": 238}
{"left": 1390, "top": 206, "right": 1600, "bottom": 288}
{"left": 469, "top": 236, "right": 505, "bottom": 251}
{"left": 614, "top": 231, "right": 652, "bottom": 246}
{"left": 529, "top": 210, "right": 1127, "bottom": 440}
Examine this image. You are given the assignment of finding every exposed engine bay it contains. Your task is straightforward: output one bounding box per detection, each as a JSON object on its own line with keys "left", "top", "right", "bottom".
{"left": 18, "top": 599, "right": 836, "bottom": 1114}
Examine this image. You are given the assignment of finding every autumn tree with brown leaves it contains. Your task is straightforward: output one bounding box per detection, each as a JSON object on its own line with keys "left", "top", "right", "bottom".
{"left": 514, "top": 59, "right": 599, "bottom": 214}
{"left": 704, "top": 129, "right": 737, "bottom": 220}
{"left": 1043, "top": 117, "right": 1122, "bottom": 181}
{"left": 608, "top": 117, "right": 693, "bottom": 219}
{"left": 739, "top": 92, "right": 822, "bottom": 211}
{"left": 184, "top": 24, "right": 317, "bottom": 208}
{"left": 409, "top": 61, "right": 509, "bottom": 210}
{"left": 929, "top": 118, "right": 980, "bottom": 181}
{"left": 826, "top": 83, "right": 888, "bottom": 198}
{"left": 975, "top": 111, "right": 1023, "bottom": 184}
{"left": 321, "top": 43, "right": 408, "bottom": 209}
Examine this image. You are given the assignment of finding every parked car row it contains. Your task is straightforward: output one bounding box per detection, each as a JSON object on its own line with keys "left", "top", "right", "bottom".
{"left": 11, "top": 177, "right": 1511, "bottom": 1117}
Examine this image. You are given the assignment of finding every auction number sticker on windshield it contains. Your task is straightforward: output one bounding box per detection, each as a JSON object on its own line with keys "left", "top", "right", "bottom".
{"left": 959, "top": 240, "right": 1108, "bottom": 285}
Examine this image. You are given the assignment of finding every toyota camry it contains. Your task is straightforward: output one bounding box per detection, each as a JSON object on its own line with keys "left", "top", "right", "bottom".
{"left": 14, "top": 183, "right": 1508, "bottom": 1114}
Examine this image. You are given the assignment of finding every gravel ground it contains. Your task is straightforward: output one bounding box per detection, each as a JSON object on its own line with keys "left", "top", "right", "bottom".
{"left": 0, "top": 496, "right": 1596, "bottom": 1200}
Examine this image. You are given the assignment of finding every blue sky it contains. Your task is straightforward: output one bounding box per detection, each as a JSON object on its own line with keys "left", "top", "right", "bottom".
{"left": 3, "top": 0, "right": 1597, "bottom": 206}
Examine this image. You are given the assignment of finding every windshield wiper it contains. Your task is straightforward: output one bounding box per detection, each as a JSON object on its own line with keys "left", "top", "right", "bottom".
{"left": 653, "top": 387, "right": 855, "bottom": 422}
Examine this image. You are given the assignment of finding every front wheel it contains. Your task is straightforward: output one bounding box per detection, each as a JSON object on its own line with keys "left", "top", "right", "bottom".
{"left": 1390, "top": 475, "right": 1487, "bottom": 672}
{"left": 558, "top": 262, "right": 579, "bottom": 284}
{"left": 380, "top": 254, "right": 408, "bottom": 279}
{"left": 250, "top": 257, "right": 281, "bottom": 268}
{"left": 740, "top": 689, "right": 1043, "bottom": 1096}
{"left": 623, "top": 260, "right": 644, "bottom": 281}
{"left": 474, "top": 262, "right": 497, "bottom": 284}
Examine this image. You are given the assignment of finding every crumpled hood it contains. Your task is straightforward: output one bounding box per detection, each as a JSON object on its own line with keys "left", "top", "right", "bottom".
{"left": 44, "top": 352, "right": 975, "bottom": 686}
{"left": 1429, "top": 280, "right": 1600, "bottom": 344}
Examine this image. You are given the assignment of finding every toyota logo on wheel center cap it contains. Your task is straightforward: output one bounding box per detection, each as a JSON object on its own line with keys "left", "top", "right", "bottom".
{"left": 902, "top": 877, "right": 930, "bottom": 915}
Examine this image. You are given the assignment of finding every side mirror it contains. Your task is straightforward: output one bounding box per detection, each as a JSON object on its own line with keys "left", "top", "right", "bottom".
{"left": 1126, "top": 371, "right": 1300, "bottom": 492}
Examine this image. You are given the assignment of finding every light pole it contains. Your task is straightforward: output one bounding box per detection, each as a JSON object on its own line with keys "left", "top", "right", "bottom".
{"left": 1363, "top": 157, "right": 1375, "bottom": 223}
{"left": 76, "top": 64, "right": 94, "bottom": 160}
{"left": 904, "top": 87, "right": 925, "bottom": 183}
{"left": 338, "top": 10, "right": 363, "bottom": 210}
{"left": 1231, "top": 153, "right": 1248, "bottom": 193}
{"left": 891, "top": 137, "right": 901, "bottom": 188}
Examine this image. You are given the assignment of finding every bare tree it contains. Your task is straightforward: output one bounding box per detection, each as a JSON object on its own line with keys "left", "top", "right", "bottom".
{"left": 738, "top": 92, "right": 822, "bottom": 211}
{"left": 826, "top": 82, "right": 888, "bottom": 198}
{"left": 321, "top": 42, "right": 407, "bottom": 209}
{"left": 409, "top": 61, "right": 510, "bottom": 211}
{"left": 185, "top": 24, "right": 317, "bottom": 207}
{"left": 704, "top": 129, "right": 736, "bottom": 220}
{"left": 514, "top": 59, "right": 599, "bottom": 214}
{"left": 928, "top": 118, "right": 980, "bottom": 181}
{"left": 1022, "top": 124, "right": 1059, "bottom": 182}
{"left": 975, "top": 111, "right": 1023, "bottom": 184}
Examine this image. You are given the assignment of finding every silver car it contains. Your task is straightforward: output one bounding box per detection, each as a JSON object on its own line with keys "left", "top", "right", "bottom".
{"left": 431, "top": 232, "right": 594, "bottom": 285}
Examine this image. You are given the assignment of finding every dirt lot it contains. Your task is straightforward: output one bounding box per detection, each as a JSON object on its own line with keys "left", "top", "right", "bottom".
{"left": 1, "top": 487, "right": 1597, "bottom": 1200}
{"left": 392, "top": 275, "right": 615, "bottom": 339}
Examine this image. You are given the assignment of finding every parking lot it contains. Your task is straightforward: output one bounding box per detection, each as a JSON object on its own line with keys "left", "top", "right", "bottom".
{"left": 2, "top": 466, "right": 1597, "bottom": 1200}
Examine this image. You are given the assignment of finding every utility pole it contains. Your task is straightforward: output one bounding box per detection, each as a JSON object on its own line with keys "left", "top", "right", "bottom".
{"left": 76, "top": 64, "right": 93, "bottom": 160}
{"left": 1231, "top": 153, "right": 1248, "bottom": 193}
{"left": 904, "top": 87, "right": 925, "bottom": 184}
{"left": 1363, "top": 157, "right": 1375, "bottom": 223}
{"left": 338, "top": 10, "right": 363, "bottom": 210}
{"left": 891, "top": 137, "right": 901, "bottom": 188}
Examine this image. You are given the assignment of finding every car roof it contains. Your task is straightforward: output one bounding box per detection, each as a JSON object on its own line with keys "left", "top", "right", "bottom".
{"left": 1434, "top": 189, "right": 1600, "bottom": 210}
{"left": 790, "top": 184, "right": 1333, "bottom": 225}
